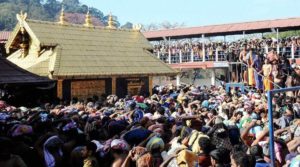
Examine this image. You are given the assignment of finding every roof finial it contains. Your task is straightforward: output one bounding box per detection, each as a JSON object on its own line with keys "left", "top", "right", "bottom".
{"left": 16, "top": 10, "right": 27, "bottom": 34}
{"left": 133, "top": 24, "right": 142, "bottom": 31}
{"left": 17, "top": 10, "right": 27, "bottom": 21}
{"left": 84, "top": 6, "right": 93, "bottom": 27}
{"left": 107, "top": 12, "right": 116, "bottom": 29}
{"left": 58, "top": 4, "right": 66, "bottom": 25}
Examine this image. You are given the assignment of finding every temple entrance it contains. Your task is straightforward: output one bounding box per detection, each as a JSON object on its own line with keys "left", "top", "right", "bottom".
{"left": 70, "top": 80, "right": 106, "bottom": 99}
{"left": 116, "top": 77, "right": 149, "bottom": 97}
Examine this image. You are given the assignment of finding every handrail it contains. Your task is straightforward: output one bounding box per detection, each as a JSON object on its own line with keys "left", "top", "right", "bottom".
{"left": 281, "top": 71, "right": 290, "bottom": 78}
{"left": 230, "top": 61, "right": 290, "bottom": 78}
{"left": 239, "top": 62, "right": 282, "bottom": 89}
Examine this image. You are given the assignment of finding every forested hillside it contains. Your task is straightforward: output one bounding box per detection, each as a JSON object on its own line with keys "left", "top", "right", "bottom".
{"left": 0, "top": 0, "right": 128, "bottom": 30}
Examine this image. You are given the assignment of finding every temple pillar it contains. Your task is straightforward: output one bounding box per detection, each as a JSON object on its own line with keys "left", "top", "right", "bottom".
{"left": 149, "top": 76, "right": 153, "bottom": 95}
{"left": 176, "top": 74, "right": 180, "bottom": 87}
{"left": 57, "top": 79, "right": 63, "bottom": 99}
{"left": 211, "top": 69, "right": 216, "bottom": 86}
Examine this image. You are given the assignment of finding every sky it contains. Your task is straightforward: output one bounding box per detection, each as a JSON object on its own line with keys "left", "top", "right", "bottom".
{"left": 83, "top": 0, "right": 300, "bottom": 27}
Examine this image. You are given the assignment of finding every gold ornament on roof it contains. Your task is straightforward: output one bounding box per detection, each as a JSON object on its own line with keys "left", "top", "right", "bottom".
{"left": 16, "top": 10, "right": 27, "bottom": 34}
{"left": 16, "top": 11, "right": 29, "bottom": 58}
{"left": 16, "top": 10, "right": 27, "bottom": 21}
{"left": 133, "top": 24, "right": 142, "bottom": 31}
{"left": 107, "top": 13, "right": 116, "bottom": 29}
{"left": 84, "top": 7, "right": 93, "bottom": 27}
{"left": 58, "top": 5, "right": 66, "bottom": 25}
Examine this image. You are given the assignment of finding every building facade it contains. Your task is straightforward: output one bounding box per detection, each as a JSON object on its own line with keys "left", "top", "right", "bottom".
{"left": 5, "top": 11, "right": 176, "bottom": 100}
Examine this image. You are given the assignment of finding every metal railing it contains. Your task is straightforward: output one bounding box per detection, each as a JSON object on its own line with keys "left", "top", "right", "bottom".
{"left": 153, "top": 45, "right": 300, "bottom": 64}
{"left": 228, "top": 62, "right": 244, "bottom": 83}
{"left": 170, "top": 53, "right": 180, "bottom": 64}
{"left": 267, "top": 86, "right": 300, "bottom": 167}
{"left": 155, "top": 49, "right": 227, "bottom": 64}
{"left": 228, "top": 62, "right": 283, "bottom": 90}
{"left": 182, "top": 52, "right": 191, "bottom": 62}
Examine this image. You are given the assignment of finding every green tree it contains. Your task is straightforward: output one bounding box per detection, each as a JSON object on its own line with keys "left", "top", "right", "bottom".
{"left": 44, "top": 0, "right": 61, "bottom": 19}
{"left": 0, "top": 3, "right": 18, "bottom": 30}
{"left": 0, "top": 0, "right": 108, "bottom": 30}
{"left": 103, "top": 14, "right": 120, "bottom": 28}
{"left": 264, "top": 30, "right": 300, "bottom": 39}
{"left": 121, "top": 22, "right": 133, "bottom": 29}
{"left": 89, "top": 7, "right": 104, "bottom": 22}
{"left": 62, "top": 0, "right": 81, "bottom": 13}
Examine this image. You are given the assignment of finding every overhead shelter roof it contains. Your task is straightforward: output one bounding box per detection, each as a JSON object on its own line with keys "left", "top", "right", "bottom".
{"left": 6, "top": 18, "right": 176, "bottom": 79}
{"left": 0, "top": 56, "right": 50, "bottom": 84}
{"left": 143, "top": 17, "right": 300, "bottom": 40}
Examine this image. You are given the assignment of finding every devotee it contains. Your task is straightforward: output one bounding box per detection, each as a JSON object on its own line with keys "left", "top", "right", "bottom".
{"left": 239, "top": 46, "right": 249, "bottom": 84}
{"left": 247, "top": 48, "right": 256, "bottom": 88}
{"left": 262, "top": 59, "right": 273, "bottom": 91}
{"left": 253, "top": 51, "right": 263, "bottom": 91}
{"left": 1, "top": 72, "right": 300, "bottom": 167}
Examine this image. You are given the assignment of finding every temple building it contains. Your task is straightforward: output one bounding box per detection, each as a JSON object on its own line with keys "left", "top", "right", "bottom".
{"left": 5, "top": 11, "right": 176, "bottom": 100}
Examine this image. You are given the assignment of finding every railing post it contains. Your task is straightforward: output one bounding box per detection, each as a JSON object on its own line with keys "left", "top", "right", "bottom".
{"left": 179, "top": 50, "right": 182, "bottom": 63}
{"left": 202, "top": 34, "right": 205, "bottom": 62}
{"left": 215, "top": 49, "right": 218, "bottom": 62}
{"left": 292, "top": 43, "right": 295, "bottom": 59}
{"left": 176, "top": 74, "right": 180, "bottom": 86}
{"left": 266, "top": 86, "right": 300, "bottom": 167}
{"left": 235, "top": 63, "right": 238, "bottom": 82}
{"left": 157, "top": 51, "right": 160, "bottom": 59}
{"left": 191, "top": 50, "right": 194, "bottom": 62}
{"left": 265, "top": 45, "right": 268, "bottom": 54}
{"left": 211, "top": 69, "right": 216, "bottom": 85}
{"left": 240, "top": 62, "right": 243, "bottom": 82}
{"left": 168, "top": 48, "right": 171, "bottom": 64}
{"left": 202, "top": 48, "right": 205, "bottom": 62}
{"left": 276, "top": 28, "right": 280, "bottom": 54}
{"left": 228, "top": 63, "right": 232, "bottom": 82}
{"left": 267, "top": 90, "right": 275, "bottom": 167}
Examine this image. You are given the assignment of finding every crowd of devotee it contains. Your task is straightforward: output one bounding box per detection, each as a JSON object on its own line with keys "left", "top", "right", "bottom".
{"left": 1, "top": 80, "right": 300, "bottom": 167}
{"left": 153, "top": 36, "right": 300, "bottom": 91}
{"left": 2, "top": 25, "right": 300, "bottom": 167}
{"left": 2, "top": 2, "right": 300, "bottom": 167}
{"left": 152, "top": 36, "right": 300, "bottom": 64}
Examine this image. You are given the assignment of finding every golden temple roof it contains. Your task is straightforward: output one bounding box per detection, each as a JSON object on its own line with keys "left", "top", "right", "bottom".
{"left": 6, "top": 18, "right": 176, "bottom": 79}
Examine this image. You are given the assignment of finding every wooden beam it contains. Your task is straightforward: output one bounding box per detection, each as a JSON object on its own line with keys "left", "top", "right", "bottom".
{"left": 149, "top": 76, "right": 153, "bottom": 95}
{"left": 54, "top": 73, "right": 177, "bottom": 80}
{"left": 112, "top": 76, "right": 116, "bottom": 95}
{"left": 57, "top": 79, "right": 63, "bottom": 99}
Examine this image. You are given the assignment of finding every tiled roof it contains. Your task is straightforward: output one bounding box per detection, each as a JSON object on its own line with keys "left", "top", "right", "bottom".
{"left": 143, "top": 17, "right": 300, "bottom": 40}
{"left": 0, "top": 56, "right": 50, "bottom": 84}
{"left": 0, "top": 31, "right": 11, "bottom": 43}
{"left": 7, "top": 19, "right": 176, "bottom": 78}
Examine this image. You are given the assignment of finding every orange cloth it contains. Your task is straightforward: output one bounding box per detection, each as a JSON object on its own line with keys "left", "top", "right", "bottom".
{"left": 248, "top": 68, "right": 255, "bottom": 86}
{"left": 263, "top": 76, "right": 273, "bottom": 91}
{"left": 177, "top": 150, "right": 198, "bottom": 167}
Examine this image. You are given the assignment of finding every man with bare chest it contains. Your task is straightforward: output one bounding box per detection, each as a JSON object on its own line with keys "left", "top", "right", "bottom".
{"left": 262, "top": 59, "right": 273, "bottom": 91}
{"left": 239, "top": 47, "right": 248, "bottom": 84}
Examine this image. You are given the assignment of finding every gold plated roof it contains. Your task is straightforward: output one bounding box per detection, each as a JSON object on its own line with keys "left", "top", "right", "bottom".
{"left": 6, "top": 19, "right": 176, "bottom": 79}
